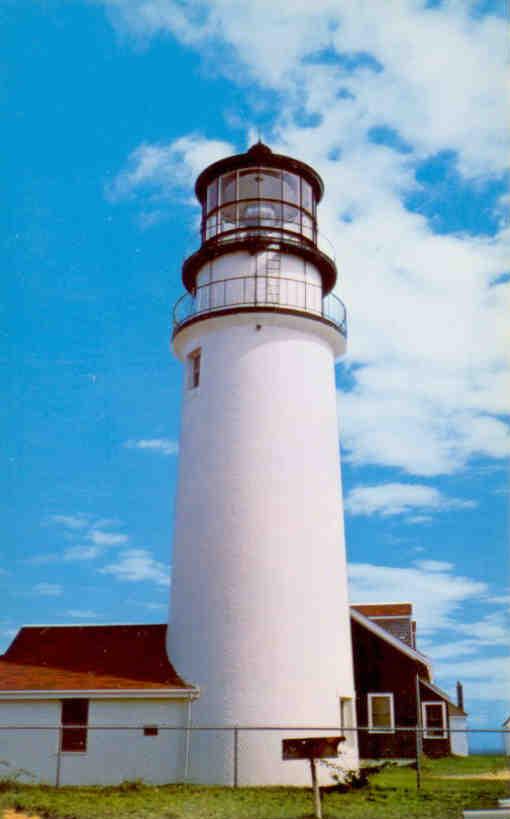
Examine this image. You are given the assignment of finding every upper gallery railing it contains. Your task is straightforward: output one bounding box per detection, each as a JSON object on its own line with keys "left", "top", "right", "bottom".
{"left": 172, "top": 274, "right": 347, "bottom": 337}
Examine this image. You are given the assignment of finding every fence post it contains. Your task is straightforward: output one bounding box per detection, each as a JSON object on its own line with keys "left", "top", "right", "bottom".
{"left": 233, "top": 726, "right": 239, "bottom": 788}
{"left": 55, "top": 726, "right": 62, "bottom": 788}
{"left": 310, "top": 758, "right": 322, "bottom": 819}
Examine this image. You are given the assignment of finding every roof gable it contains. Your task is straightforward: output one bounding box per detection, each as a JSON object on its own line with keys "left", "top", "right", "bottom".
{"left": 350, "top": 608, "right": 432, "bottom": 678}
{"left": 421, "top": 678, "right": 467, "bottom": 716}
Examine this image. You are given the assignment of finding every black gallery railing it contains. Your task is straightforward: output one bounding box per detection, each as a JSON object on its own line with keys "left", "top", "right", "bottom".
{"left": 172, "top": 275, "right": 347, "bottom": 337}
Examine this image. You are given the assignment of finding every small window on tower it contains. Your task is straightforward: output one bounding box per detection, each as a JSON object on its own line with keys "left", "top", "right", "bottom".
{"left": 188, "top": 348, "right": 201, "bottom": 389}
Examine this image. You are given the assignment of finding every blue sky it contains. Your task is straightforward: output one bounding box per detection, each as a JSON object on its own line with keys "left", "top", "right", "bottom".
{"left": 2, "top": 1, "right": 508, "bottom": 750}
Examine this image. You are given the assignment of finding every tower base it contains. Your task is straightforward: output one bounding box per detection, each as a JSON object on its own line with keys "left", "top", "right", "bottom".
{"left": 184, "top": 728, "right": 359, "bottom": 786}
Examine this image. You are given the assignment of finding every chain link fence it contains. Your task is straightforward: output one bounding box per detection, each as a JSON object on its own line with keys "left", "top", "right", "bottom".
{"left": 0, "top": 723, "right": 508, "bottom": 789}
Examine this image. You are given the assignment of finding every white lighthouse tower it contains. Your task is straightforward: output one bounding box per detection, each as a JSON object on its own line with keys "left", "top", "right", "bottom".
{"left": 168, "top": 143, "right": 357, "bottom": 785}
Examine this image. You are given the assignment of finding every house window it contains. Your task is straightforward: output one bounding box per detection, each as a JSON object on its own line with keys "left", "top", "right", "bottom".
{"left": 61, "top": 699, "right": 88, "bottom": 752}
{"left": 188, "top": 348, "right": 201, "bottom": 389}
{"left": 422, "top": 701, "right": 447, "bottom": 739}
{"left": 368, "top": 693, "right": 395, "bottom": 733}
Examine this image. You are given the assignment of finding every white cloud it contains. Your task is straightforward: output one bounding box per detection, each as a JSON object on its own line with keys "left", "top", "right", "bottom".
{"left": 455, "top": 611, "right": 510, "bottom": 647}
{"left": 419, "top": 639, "right": 482, "bottom": 662}
{"left": 100, "top": 549, "right": 169, "bottom": 586}
{"left": 141, "top": 602, "right": 167, "bottom": 611}
{"left": 414, "top": 560, "right": 454, "bottom": 573}
{"left": 104, "top": 2, "right": 509, "bottom": 479}
{"left": 100, "top": 1, "right": 508, "bottom": 177}
{"left": 88, "top": 530, "right": 129, "bottom": 546}
{"left": 107, "top": 136, "right": 233, "bottom": 203}
{"left": 350, "top": 560, "right": 510, "bottom": 702}
{"left": 49, "top": 514, "right": 89, "bottom": 530}
{"left": 66, "top": 610, "right": 99, "bottom": 619}
{"left": 348, "top": 561, "right": 487, "bottom": 635}
{"left": 344, "top": 482, "right": 475, "bottom": 517}
{"left": 125, "top": 438, "right": 180, "bottom": 456}
{"left": 436, "top": 655, "right": 510, "bottom": 703}
{"left": 47, "top": 514, "right": 129, "bottom": 560}
{"left": 63, "top": 545, "right": 102, "bottom": 561}
{"left": 92, "top": 518, "right": 122, "bottom": 529}
{"left": 34, "top": 583, "right": 63, "bottom": 597}
{"left": 487, "top": 593, "right": 510, "bottom": 606}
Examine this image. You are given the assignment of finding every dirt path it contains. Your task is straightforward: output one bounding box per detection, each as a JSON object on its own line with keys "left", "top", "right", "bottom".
{"left": 3, "top": 811, "right": 41, "bottom": 819}
{"left": 434, "top": 771, "right": 510, "bottom": 781}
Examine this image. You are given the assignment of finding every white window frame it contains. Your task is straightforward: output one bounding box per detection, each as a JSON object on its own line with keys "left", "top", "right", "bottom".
{"left": 368, "top": 692, "right": 395, "bottom": 734}
{"left": 422, "top": 700, "right": 448, "bottom": 739}
{"left": 339, "top": 696, "right": 356, "bottom": 747}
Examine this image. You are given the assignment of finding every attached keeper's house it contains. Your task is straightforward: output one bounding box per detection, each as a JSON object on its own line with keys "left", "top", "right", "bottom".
{"left": 0, "top": 624, "right": 198, "bottom": 786}
{"left": 351, "top": 603, "right": 468, "bottom": 760}
{"left": 0, "top": 604, "right": 467, "bottom": 786}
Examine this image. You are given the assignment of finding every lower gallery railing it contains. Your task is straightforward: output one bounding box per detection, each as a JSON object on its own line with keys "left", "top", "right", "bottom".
{"left": 172, "top": 275, "right": 347, "bottom": 337}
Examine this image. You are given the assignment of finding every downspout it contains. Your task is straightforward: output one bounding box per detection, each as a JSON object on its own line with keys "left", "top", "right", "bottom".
{"left": 55, "top": 724, "right": 62, "bottom": 788}
{"left": 184, "top": 695, "right": 194, "bottom": 782}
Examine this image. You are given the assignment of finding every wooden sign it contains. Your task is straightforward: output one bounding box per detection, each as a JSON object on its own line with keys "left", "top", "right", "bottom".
{"left": 282, "top": 736, "right": 345, "bottom": 760}
{"left": 282, "top": 736, "right": 345, "bottom": 819}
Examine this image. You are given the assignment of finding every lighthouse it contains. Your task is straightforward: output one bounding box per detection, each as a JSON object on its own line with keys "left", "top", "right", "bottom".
{"left": 167, "top": 143, "right": 357, "bottom": 785}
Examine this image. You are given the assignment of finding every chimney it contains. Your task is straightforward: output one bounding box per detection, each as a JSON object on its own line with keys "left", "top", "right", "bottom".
{"left": 456, "top": 680, "right": 464, "bottom": 711}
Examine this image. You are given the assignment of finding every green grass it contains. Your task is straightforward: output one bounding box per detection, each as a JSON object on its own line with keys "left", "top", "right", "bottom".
{"left": 0, "top": 756, "right": 508, "bottom": 819}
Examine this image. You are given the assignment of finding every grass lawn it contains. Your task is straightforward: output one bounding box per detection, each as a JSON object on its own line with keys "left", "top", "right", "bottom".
{"left": 0, "top": 755, "right": 508, "bottom": 819}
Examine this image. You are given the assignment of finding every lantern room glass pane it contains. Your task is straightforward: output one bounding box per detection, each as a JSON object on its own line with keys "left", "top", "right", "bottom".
{"left": 259, "top": 169, "right": 282, "bottom": 199}
{"left": 302, "top": 212, "right": 313, "bottom": 239}
{"left": 206, "top": 214, "right": 217, "bottom": 239}
{"left": 220, "top": 172, "right": 236, "bottom": 204}
{"left": 283, "top": 172, "right": 299, "bottom": 204}
{"left": 238, "top": 170, "right": 259, "bottom": 200}
{"left": 220, "top": 203, "right": 236, "bottom": 231}
{"left": 206, "top": 180, "right": 218, "bottom": 213}
{"left": 282, "top": 204, "right": 300, "bottom": 232}
{"left": 301, "top": 179, "right": 313, "bottom": 212}
{"left": 240, "top": 200, "right": 281, "bottom": 226}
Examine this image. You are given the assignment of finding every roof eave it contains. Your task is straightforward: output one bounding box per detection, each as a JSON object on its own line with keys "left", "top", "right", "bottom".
{"left": 0, "top": 687, "right": 200, "bottom": 701}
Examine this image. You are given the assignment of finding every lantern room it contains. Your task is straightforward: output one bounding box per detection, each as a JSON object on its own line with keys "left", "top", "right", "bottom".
{"left": 173, "top": 143, "right": 345, "bottom": 341}
{"left": 196, "top": 143, "right": 320, "bottom": 245}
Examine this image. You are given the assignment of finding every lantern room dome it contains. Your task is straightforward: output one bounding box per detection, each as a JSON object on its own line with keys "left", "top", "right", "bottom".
{"left": 194, "top": 142, "right": 324, "bottom": 203}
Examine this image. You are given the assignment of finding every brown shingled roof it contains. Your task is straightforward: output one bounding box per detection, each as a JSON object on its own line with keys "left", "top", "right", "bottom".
{"left": 0, "top": 625, "right": 190, "bottom": 691}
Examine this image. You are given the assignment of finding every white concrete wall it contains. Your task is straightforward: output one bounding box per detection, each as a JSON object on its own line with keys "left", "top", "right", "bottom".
{"left": 449, "top": 716, "right": 469, "bottom": 757}
{"left": 59, "top": 698, "right": 188, "bottom": 786}
{"left": 0, "top": 699, "right": 60, "bottom": 784}
{"left": 195, "top": 251, "right": 324, "bottom": 317}
{"left": 169, "top": 296, "right": 357, "bottom": 785}
{"left": 0, "top": 698, "right": 189, "bottom": 786}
